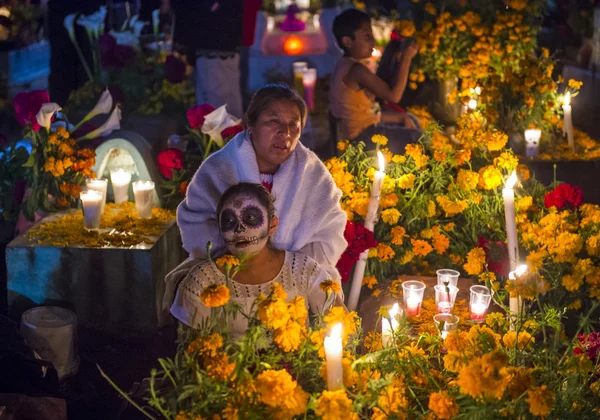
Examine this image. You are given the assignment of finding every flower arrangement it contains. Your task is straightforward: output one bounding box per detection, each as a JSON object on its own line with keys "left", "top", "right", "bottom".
{"left": 0, "top": 2, "right": 45, "bottom": 47}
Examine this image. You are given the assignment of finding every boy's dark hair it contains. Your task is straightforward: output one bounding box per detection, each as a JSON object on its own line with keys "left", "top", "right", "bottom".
{"left": 244, "top": 83, "right": 307, "bottom": 129}
{"left": 217, "top": 183, "right": 276, "bottom": 221}
{"left": 332, "top": 9, "right": 371, "bottom": 51}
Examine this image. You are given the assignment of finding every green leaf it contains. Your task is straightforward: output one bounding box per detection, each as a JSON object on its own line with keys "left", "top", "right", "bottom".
{"left": 23, "top": 152, "right": 35, "bottom": 168}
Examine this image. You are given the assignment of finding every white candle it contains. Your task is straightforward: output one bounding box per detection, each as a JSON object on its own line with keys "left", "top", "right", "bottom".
{"left": 111, "top": 169, "right": 131, "bottom": 205}
{"left": 80, "top": 190, "right": 103, "bottom": 230}
{"left": 503, "top": 171, "right": 519, "bottom": 271}
{"left": 563, "top": 92, "right": 574, "bottom": 151}
{"left": 524, "top": 129, "right": 541, "bottom": 158}
{"left": 406, "top": 297, "right": 421, "bottom": 317}
{"left": 381, "top": 303, "right": 401, "bottom": 347}
{"left": 132, "top": 180, "right": 155, "bottom": 219}
{"left": 347, "top": 151, "right": 385, "bottom": 311}
{"left": 85, "top": 178, "right": 108, "bottom": 214}
{"left": 470, "top": 303, "right": 487, "bottom": 322}
{"left": 324, "top": 323, "right": 344, "bottom": 391}
{"left": 508, "top": 265, "right": 527, "bottom": 330}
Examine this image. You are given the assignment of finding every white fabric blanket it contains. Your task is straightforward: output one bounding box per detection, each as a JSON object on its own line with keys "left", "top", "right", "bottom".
{"left": 164, "top": 131, "right": 348, "bottom": 309}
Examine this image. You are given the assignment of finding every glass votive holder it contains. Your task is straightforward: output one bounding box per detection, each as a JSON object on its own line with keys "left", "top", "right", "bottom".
{"left": 80, "top": 190, "right": 103, "bottom": 230}
{"left": 302, "top": 68, "right": 317, "bottom": 111}
{"left": 381, "top": 302, "right": 403, "bottom": 347}
{"left": 470, "top": 285, "right": 493, "bottom": 323}
{"left": 292, "top": 61, "right": 308, "bottom": 95}
{"left": 524, "top": 129, "right": 541, "bottom": 158}
{"left": 132, "top": 180, "right": 155, "bottom": 219}
{"left": 433, "top": 313, "right": 460, "bottom": 339}
{"left": 85, "top": 178, "right": 108, "bottom": 214}
{"left": 436, "top": 269, "right": 460, "bottom": 288}
{"left": 434, "top": 284, "right": 459, "bottom": 314}
{"left": 402, "top": 280, "right": 426, "bottom": 317}
{"left": 110, "top": 169, "right": 132, "bottom": 205}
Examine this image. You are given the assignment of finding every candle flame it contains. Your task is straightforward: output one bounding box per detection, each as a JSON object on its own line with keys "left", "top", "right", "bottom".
{"left": 329, "top": 323, "right": 343, "bottom": 338}
{"left": 377, "top": 151, "right": 385, "bottom": 172}
{"left": 509, "top": 264, "right": 528, "bottom": 279}
{"left": 475, "top": 86, "right": 482, "bottom": 95}
{"left": 390, "top": 302, "right": 400, "bottom": 317}
{"left": 468, "top": 99, "right": 477, "bottom": 110}
{"left": 563, "top": 91, "right": 571, "bottom": 106}
{"left": 505, "top": 171, "right": 517, "bottom": 189}
{"left": 372, "top": 48, "right": 382, "bottom": 58}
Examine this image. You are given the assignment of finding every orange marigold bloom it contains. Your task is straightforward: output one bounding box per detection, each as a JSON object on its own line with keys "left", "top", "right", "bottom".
{"left": 200, "top": 284, "right": 230, "bottom": 307}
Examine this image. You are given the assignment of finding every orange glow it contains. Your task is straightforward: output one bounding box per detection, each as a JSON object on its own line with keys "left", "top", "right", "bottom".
{"left": 284, "top": 36, "right": 303, "bottom": 55}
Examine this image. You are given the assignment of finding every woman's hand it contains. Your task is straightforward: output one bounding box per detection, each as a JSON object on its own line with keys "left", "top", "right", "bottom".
{"left": 404, "top": 41, "right": 419, "bottom": 60}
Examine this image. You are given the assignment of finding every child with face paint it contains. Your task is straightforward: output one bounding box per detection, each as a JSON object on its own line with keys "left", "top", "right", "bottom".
{"left": 170, "top": 183, "right": 343, "bottom": 337}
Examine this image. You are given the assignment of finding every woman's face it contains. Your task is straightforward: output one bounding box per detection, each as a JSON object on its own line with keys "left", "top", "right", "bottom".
{"left": 249, "top": 99, "right": 302, "bottom": 173}
{"left": 219, "top": 193, "right": 275, "bottom": 257}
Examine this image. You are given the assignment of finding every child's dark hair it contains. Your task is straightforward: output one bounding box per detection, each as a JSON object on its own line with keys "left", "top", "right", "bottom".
{"left": 217, "top": 183, "right": 276, "bottom": 221}
{"left": 332, "top": 9, "right": 371, "bottom": 51}
{"left": 244, "top": 83, "right": 307, "bottom": 129}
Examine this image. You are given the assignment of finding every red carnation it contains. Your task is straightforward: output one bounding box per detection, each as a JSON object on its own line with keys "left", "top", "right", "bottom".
{"left": 187, "top": 103, "right": 215, "bottom": 129}
{"left": 390, "top": 29, "right": 403, "bottom": 41}
{"left": 13, "top": 90, "right": 50, "bottom": 132}
{"left": 477, "top": 236, "right": 509, "bottom": 278}
{"left": 221, "top": 124, "right": 243, "bottom": 140}
{"left": 157, "top": 148, "right": 184, "bottom": 179}
{"left": 544, "top": 183, "right": 583, "bottom": 210}
{"left": 336, "top": 221, "right": 378, "bottom": 283}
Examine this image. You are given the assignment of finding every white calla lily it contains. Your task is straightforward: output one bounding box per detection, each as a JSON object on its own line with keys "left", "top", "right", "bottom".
{"left": 200, "top": 105, "right": 241, "bottom": 146}
{"left": 152, "top": 9, "right": 160, "bottom": 35}
{"left": 64, "top": 13, "right": 77, "bottom": 39}
{"left": 36, "top": 103, "right": 62, "bottom": 131}
{"left": 79, "top": 105, "right": 121, "bottom": 140}
{"left": 77, "top": 6, "right": 107, "bottom": 38}
{"left": 71, "top": 88, "right": 113, "bottom": 132}
{"left": 110, "top": 30, "right": 139, "bottom": 46}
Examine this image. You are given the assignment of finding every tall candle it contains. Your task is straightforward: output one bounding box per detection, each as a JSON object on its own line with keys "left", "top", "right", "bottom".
{"left": 324, "top": 323, "right": 344, "bottom": 391}
{"left": 132, "top": 180, "right": 155, "bottom": 219}
{"left": 347, "top": 151, "right": 385, "bottom": 311}
{"left": 80, "top": 190, "right": 103, "bottom": 230}
{"left": 503, "top": 171, "right": 519, "bottom": 271}
{"left": 111, "top": 169, "right": 131, "bottom": 205}
{"left": 508, "top": 265, "right": 527, "bottom": 330}
{"left": 85, "top": 178, "right": 108, "bottom": 214}
{"left": 302, "top": 68, "right": 317, "bottom": 111}
{"left": 381, "top": 303, "right": 401, "bottom": 347}
{"left": 563, "top": 92, "right": 574, "bottom": 151}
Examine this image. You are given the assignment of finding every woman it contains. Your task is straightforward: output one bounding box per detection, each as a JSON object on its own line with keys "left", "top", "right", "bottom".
{"left": 164, "top": 84, "right": 347, "bottom": 309}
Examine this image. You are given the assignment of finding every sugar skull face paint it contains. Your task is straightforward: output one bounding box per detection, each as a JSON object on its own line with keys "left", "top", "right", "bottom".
{"left": 219, "top": 193, "right": 270, "bottom": 257}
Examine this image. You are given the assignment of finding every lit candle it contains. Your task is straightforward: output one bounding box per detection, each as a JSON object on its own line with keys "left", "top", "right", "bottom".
{"left": 293, "top": 62, "right": 308, "bottom": 97}
{"left": 508, "top": 265, "right": 527, "bottom": 330}
{"left": 347, "top": 151, "right": 385, "bottom": 311}
{"left": 434, "top": 284, "right": 459, "bottom": 314}
{"left": 80, "top": 190, "right": 103, "bottom": 230}
{"left": 467, "top": 98, "right": 477, "bottom": 110}
{"left": 402, "top": 280, "right": 426, "bottom": 317}
{"left": 85, "top": 178, "right": 108, "bottom": 214}
{"left": 469, "top": 285, "right": 493, "bottom": 323}
{"left": 367, "top": 47, "right": 382, "bottom": 73}
{"left": 562, "top": 92, "right": 574, "bottom": 151}
{"left": 324, "top": 323, "right": 343, "bottom": 391}
{"left": 524, "top": 129, "right": 542, "bottom": 158}
{"left": 470, "top": 303, "right": 487, "bottom": 322}
{"left": 436, "top": 269, "right": 460, "bottom": 288}
{"left": 381, "top": 303, "right": 401, "bottom": 347}
{"left": 433, "top": 314, "right": 459, "bottom": 339}
{"left": 132, "top": 180, "right": 155, "bottom": 219}
{"left": 111, "top": 169, "right": 131, "bottom": 205}
{"left": 503, "top": 171, "right": 519, "bottom": 272}
{"left": 302, "top": 68, "right": 317, "bottom": 111}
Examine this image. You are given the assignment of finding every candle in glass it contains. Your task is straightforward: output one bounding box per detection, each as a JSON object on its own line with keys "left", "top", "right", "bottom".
{"left": 433, "top": 314, "right": 459, "bottom": 339}
{"left": 508, "top": 264, "right": 527, "bottom": 330}
{"left": 524, "top": 129, "right": 541, "bottom": 158}
{"left": 347, "top": 151, "right": 385, "bottom": 311}
{"left": 324, "top": 323, "right": 344, "bottom": 391}
{"left": 111, "top": 169, "right": 131, "bottom": 204}
{"left": 85, "top": 178, "right": 108, "bottom": 214}
{"left": 434, "top": 284, "right": 459, "bottom": 314}
{"left": 563, "top": 92, "right": 574, "bottom": 151}
{"left": 381, "top": 303, "right": 401, "bottom": 347}
{"left": 80, "top": 190, "right": 103, "bottom": 230}
{"left": 402, "top": 281, "right": 426, "bottom": 317}
{"left": 302, "top": 68, "right": 317, "bottom": 111}
{"left": 292, "top": 61, "right": 308, "bottom": 97}
{"left": 469, "top": 285, "right": 493, "bottom": 323}
{"left": 132, "top": 180, "right": 155, "bottom": 219}
{"left": 436, "top": 269, "right": 460, "bottom": 288}
{"left": 503, "top": 171, "right": 519, "bottom": 271}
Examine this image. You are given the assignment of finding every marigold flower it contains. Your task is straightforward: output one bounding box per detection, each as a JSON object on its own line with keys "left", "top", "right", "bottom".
{"left": 517, "top": 164, "right": 530, "bottom": 181}
{"left": 390, "top": 226, "right": 406, "bottom": 245}
{"left": 257, "top": 297, "right": 290, "bottom": 329}
{"left": 485, "top": 312, "right": 505, "bottom": 329}
{"left": 463, "top": 247, "right": 486, "bottom": 275}
{"left": 502, "top": 330, "right": 534, "bottom": 350}
{"left": 433, "top": 231, "right": 450, "bottom": 254}
{"left": 381, "top": 208, "right": 401, "bottom": 225}
{"left": 411, "top": 238, "right": 433, "bottom": 257}
{"left": 457, "top": 169, "right": 479, "bottom": 191}
{"left": 372, "top": 381, "right": 408, "bottom": 420}
{"left": 362, "top": 275, "right": 378, "bottom": 288}
{"left": 428, "top": 391, "right": 459, "bottom": 420}
{"left": 187, "top": 333, "right": 223, "bottom": 356}
{"left": 315, "top": 390, "right": 358, "bottom": 420}
{"left": 426, "top": 200, "right": 437, "bottom": 217}
{"left": 478, "top": 165, "right": 503, "bottom": 190}
{"left": 323, "top": 306, "right": 359, "bottom": 340}
{"left": 397, "top": 173, "right": 416, "bottom": 189}
{"left": 503, "top": 366, "right": 533, "bottom": 398}
{"left": 371, "top": 134, "right": 388, "bottom": 146}
{"left": 288, "top": 295, "right": 308, "bottom": 324}
{"left": 337, "top": 140, "right": 349, "bottom": 151}
{"left": 526, "top": 385, "right": 555, "bottom": 417}
{"left": 380, "top": 193, "right": 399, "bottom": 208}
{"left": 376, "top": 243, "right": 395, "bottom": 262}
{"left": 270, "top": 282, "right": 288, "bottom": 300}
{"left": 436, "top": 195, "right": 468, "bottom": 217}
{"left": 456, "top": 351, "right": 508, "bottom": 399}
{"left": 273, "top": 321, "right": 305, "bottom": 352}
{"left": 200, "top": 284, "right": 230, "bottom": 307}
{"left": 256, "top": 369, "right": 297, "bottom": 407}
{"left": 320, "top": 280, "right": 341, "bottom": 295}
{"left": 364, "top": 331, "right": 383, "bottom": 352}
{"left": 215, "top": 254, "right": 240, "bottom": 269}
{"left": 204, "top": 352, "right": 236, "bottom": 381}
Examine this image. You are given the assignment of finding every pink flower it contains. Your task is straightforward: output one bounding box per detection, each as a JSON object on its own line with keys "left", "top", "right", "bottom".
{"left": 13, "top": 90, "right": 50, "bottom": 132}
{"left": 187, "top": 103, "right": 215, "bottom": 129}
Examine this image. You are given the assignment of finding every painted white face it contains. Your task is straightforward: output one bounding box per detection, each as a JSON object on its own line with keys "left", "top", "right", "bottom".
{"left": 219, "top": 193, "right": 270, "bottom": 257}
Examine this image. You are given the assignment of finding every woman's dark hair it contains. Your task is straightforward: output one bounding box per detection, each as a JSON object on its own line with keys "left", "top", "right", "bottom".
{"left": 332, "top": 9, "right": 371, "bottom": 52}
{"left": 217, "top": 182, "right": 276, "bottom": 221}
{"left": 244, "top": 83, "right": 307, "bottom": 129}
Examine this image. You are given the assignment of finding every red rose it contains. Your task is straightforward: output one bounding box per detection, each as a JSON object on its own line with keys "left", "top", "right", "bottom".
{"left": 187, "top": 103, "right": 215, "bottom": 129}
{"left": 13, "top": 90, "right": 50, "bottom": 132}
{"left": 477, "top": 236, "right": 509, "bottom": 278}
{"left": 544, "top": 183, "right": 584, "bottom": 210}
{"left": 221, "top": 124, "right": 243, "bottom": 140}
{"left": 157, "top": 148, "right": 184, "bottom": 179}
{"left": 337, "top": 221, "right": 378, "bottom": 283}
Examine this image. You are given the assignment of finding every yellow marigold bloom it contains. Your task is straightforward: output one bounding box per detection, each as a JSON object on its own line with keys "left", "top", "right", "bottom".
{"left": 372, "top": 382, "right": 408, "bottom": 420}
{"left": 478, "top": 165, "right": 503, "bottom": 190}
{"left": 392, "top": 154, "right": 406, "bottom": 163}
{"left": 443, "top": 222, "right": 455, "bottom": 231}
{"left": 502, "top": 331, "right": 534, "bottom": 350}
{"left": 494, "top": 151, "right": 519, "bottom": 170}
{"left": 397, "top": 173, "right": 416, "bottom": 189}
{"left": 187, "top": 333, "right": 223, "bottom": 356}
{"left": 443, "top": 351, "right": 467, "bottom": 373}
{"left": 396, "top": 20, "right": 416, "bottom": 37}
{"left": 362, "top": 275, "right": 378, "bottom": 288}
{"left": 380, "top": 192, "right": 399, "bottom": 208}
{"left": 364, "top": 331, "right": 383, "bottom": 352}
{"left": 200, "top": 284, "right": 230, "bottom": 307}
{"left": 411, "top": 238, "right": 433, "bottom": 257}
{"left": 371, "top": 134, "right": 388, "bottom": 146}
{"left": 436, "top": 195, "right": 468, "bottom": 217}
{"left": 175, "top": 411, "right": 204, "bottom": 420}
{"left": 455, "top": 149, "right": 471, "bottom": 166}
{"left": 320, "top": 280, "right": 341, "bottom": 295}
{"left": 517, "top": 164, "right": 530, "bottom": 181}
{"left": 444, "top": 330, "right": 468, "bottom": 352}
{"left": 273, "top": 321, "right": 305, "bottom": 352}
{"left": 479, "top": 271, "right": 498, "bottom": 291}
{"left": 279, "top": 386, "right": 309, "bottom": 420}
{"left": 323, "top": 306, "right": 359, "bottom": 340}
{"left": 381, "top": 208, "right": 401, "bottom": 225}
{"left": 256, "top": 369, "right": 297, "bottom": 407}
{"left": 503, "top": 366, "right": 533, "bottom": 398}
{"left": 59, "top": 182, "right": 70, "bottom": 195}
{"left": 591, "top": 381, "right": 600, "bottom": 396}
{"left": 426, "top": 199, "right": 436, "bottom": 217}
{"left": 485, "top": 312, "right": 505, "bottom": 329}
{"left": 271, "top": 282, "right": 288, "bottom": 300}
{"left": 568, "top": 79, "right": 583, "bottom": 90}
{"left": 516, "top": 196, "right": 533, "bottom": 212}
{"left": 205, "top": 353, "right": 236, "bottom": 381}
{"left": 257, "top": 297, "right": 290, "bottom": 329}
{"left": 215, "top": 254, "right": 240, "bottom": 269}
{"left": 400, "top": 251, "right": 414, "bottom": 264}
{"left": 456, "top": 351, "right": 508, "bottom": 399}
{"left": 390, "top": 226, "right": 406, "bottom": 245}
{"left": 288, "top": 295, "right": 308, "bottom": 324}
{"left": 526, "top": 385, "right": 555, "bottom": 417}
{"left": 457, "top": 169, "right": 479, "bottom": 190}
{"left": 376, "top": 243, "right": 395, "bottom": 262}
{"left": 467, "top": 324, "right": 501, "bottom": 350}
{"left": 428, "top": 391, "right": 459, "bottom": 420}
{"left": 433, "top": 231, "right": 450, "bottom": 254}
{"left": 568, "top": 299, "right": 582, "bottom": 310}
{"left": 485, "top": 130, "right": 509, "bottom": 151}
{"left": 586, "top": 234, "right": 600, "bottom": 257}
{"left": 561, "top": 274, "right": 582, "bottom": 292}
{"left": 315, "top": 390, "right": 358, "bottom": 420}
{"left": 337, "top": 140, "right": 349, "bottom": 151}
{"left": 425, "top": 3, "right": 436, "bottom": 15}
{"left": 525, "top": 250, "right": 544, "bottom": 273}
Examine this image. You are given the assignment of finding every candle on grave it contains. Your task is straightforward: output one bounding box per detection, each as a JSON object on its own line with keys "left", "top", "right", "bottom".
{"left": 524, "top": 129, "right": 542, "bottom": 158}
{"left": 85, "top": 178, "right": 108, "bottom": 214}
{"left": 292, "top": 61, "right": 307, "bottom": 97}
{"left": 469, "top": 285, "right": 493, "bottom": 323}
{"left": 302, "top": 68, "right": 317, "bottom": 111}
{"left": 132, "top": 180, "right": 155, "bottom": 219}
{"left": 503, "top": 171, "right": 519, "bottom": 271}
{"left": 508, "top": 264, "right": 527, "bottom": 330}
{"left": 324, "top": 323, "right": 344, "bottom": 391}
{"left": 347, "top": 151, "right": 385, "bottom": 311}
{"left": 563, "top": 92, "right": 574, "bottom": 151}
{"left": 111, "top": 169, "right": 131, "bottom": 205}
{"left": 80, "top": 190, "right": 103, "bottom": 230}
{"left": 381, "top": 303, "right": 401, "bottom": 347}
{"left": 402, "top": 280, "right": 426, "bottom": 317}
